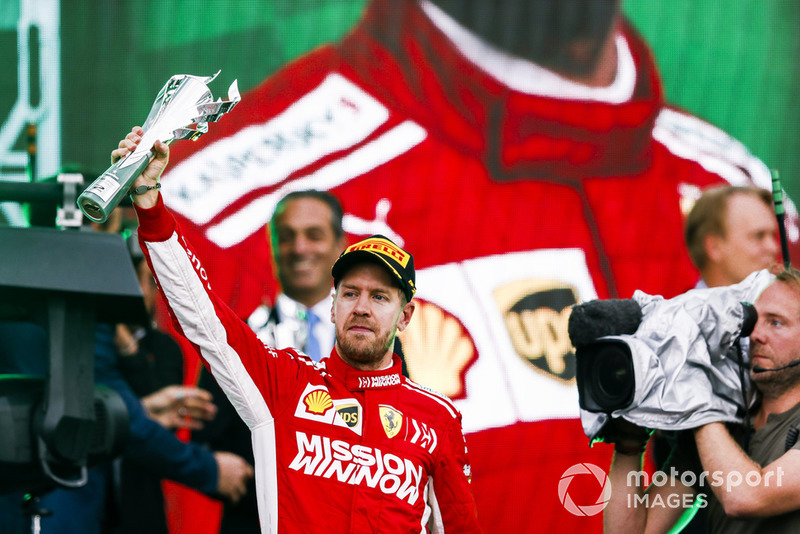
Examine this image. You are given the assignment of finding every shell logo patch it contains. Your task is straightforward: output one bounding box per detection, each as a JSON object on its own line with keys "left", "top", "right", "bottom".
{"left": 379, "top": 405, "right": 403, "bottom": 439}
{"left": 294, "top": 384, "right": 365, "bottom": 435}
{"left": 303, "top": 389, "right": 333, "bottom": 415}
{"left": 493, "top": 279, "right": 578, "bottom": 382}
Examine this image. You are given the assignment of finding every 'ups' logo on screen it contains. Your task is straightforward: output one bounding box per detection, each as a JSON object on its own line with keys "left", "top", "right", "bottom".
{"left": 493, "top": 279, "right": 577, "bottom": 382}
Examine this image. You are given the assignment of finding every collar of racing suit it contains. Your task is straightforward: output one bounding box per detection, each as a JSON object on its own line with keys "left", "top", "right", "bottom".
{"left": 325, "top": 347, "right": 405, "bottom": 391}
{"left": 341, "top": 0, "right": 664, "bottom": 182}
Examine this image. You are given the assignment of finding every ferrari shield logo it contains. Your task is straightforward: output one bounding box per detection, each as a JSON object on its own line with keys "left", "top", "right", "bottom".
{"left": 379, "top": 405, "right": 403, "bottom": 439}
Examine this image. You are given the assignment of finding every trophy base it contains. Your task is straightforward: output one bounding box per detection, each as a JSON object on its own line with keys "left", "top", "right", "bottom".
{"left": 77, "top": 194, "right": 108, "bottom": 223}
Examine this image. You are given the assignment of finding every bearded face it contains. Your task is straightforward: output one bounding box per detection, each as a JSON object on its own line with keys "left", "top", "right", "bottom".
{"left": 336, "top": 315, "right": 397, "bottom": 366}
{"left": 332, "top": 262, "right": 414, "bottom": 370}
{"left": 750, "top": 281, "right": 800, "bottom": 398}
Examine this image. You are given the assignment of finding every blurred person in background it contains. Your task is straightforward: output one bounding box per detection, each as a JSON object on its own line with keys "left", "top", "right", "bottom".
{"left": 246, "top": 190, "right": 346, "bottom": 361}
{"left": 686, "top": 185, "right": 780, "bottom": 289}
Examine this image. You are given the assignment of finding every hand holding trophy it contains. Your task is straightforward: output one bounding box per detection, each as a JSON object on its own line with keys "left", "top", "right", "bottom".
{"left": 77, "top": 71, "right": 240, "bottom": 223}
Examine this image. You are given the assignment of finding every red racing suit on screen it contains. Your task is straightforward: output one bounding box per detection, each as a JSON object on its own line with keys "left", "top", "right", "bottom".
{"left": 136, "top": 198, "right": 481, "bottom": 533}
{"left": 159, "top": 1, "right": 795, "bottom": 531}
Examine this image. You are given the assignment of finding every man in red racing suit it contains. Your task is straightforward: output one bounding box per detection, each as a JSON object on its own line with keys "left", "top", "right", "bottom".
{"left": 124, "top": 129, "right": 481, "bottom": 533}
{"left": 158, "top": 1, "right": 797, "bottom": 531}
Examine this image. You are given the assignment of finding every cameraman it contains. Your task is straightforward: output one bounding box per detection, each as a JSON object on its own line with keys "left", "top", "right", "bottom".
{"left": 605, "top": 268, "right": 800, "bottom": 534}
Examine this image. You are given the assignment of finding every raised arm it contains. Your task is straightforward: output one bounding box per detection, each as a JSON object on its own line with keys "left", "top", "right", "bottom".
{"left": 111, "top": 127, "right": 299, "bottom": 431}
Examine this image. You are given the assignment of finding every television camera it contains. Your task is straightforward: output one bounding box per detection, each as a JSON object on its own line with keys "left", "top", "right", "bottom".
{"left": 569, "top": 269, "right": 771, "bottom": 441}
{"left": 0, "top": 175, "right": 143, "bottom": 517}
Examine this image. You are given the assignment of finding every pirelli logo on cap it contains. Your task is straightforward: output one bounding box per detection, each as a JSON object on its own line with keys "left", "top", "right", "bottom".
{"left": 346, "top": 238, "right": 410, "bottom": 268}
{"left": 334, "top": 234, "right": 415, "bottom": 302}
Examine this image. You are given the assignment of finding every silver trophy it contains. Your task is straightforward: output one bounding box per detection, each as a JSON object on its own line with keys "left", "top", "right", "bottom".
{"left": 77, "top": 71, "right": 241, "bottom": 223}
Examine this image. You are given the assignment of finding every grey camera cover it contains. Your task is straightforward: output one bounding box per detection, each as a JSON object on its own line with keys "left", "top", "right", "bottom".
{"left": 581, "top": 269, "right": 774, "bottom": 440}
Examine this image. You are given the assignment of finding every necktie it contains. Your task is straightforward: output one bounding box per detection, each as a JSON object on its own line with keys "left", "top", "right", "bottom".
{"left": 305, "top": 310, "right": 322, "bottom": 361}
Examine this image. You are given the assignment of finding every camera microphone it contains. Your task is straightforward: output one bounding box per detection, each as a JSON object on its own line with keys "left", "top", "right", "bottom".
{"left": 752, "top": 359, "right": 800, "bottom": 374}
{"left": 568, "top": 298, "right": 642, "bottom": 349}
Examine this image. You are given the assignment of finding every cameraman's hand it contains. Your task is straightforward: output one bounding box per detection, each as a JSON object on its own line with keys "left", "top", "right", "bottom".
{"left": 604, "top": 417, "right": 651, "bottom": 455}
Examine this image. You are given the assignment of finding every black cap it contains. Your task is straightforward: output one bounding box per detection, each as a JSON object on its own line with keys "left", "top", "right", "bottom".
{"left": 331, "top": 235, "right": 416, "bottom": 302}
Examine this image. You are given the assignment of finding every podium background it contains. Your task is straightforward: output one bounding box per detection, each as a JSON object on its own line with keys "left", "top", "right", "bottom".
{"left": 1, "top": 1, "right": 797, "bottom": 199}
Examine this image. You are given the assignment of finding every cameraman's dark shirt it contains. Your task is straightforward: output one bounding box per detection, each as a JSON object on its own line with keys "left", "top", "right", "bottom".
{"left": 673, "top": 402, "right": 800, "bottom": 534}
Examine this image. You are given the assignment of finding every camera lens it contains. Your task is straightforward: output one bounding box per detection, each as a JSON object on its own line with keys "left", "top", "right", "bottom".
{"left": 595, "top": 346, "right": 631, "bottom": 397}
{"left": 576, "top": 339, "right": 635, "bottom": 413}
